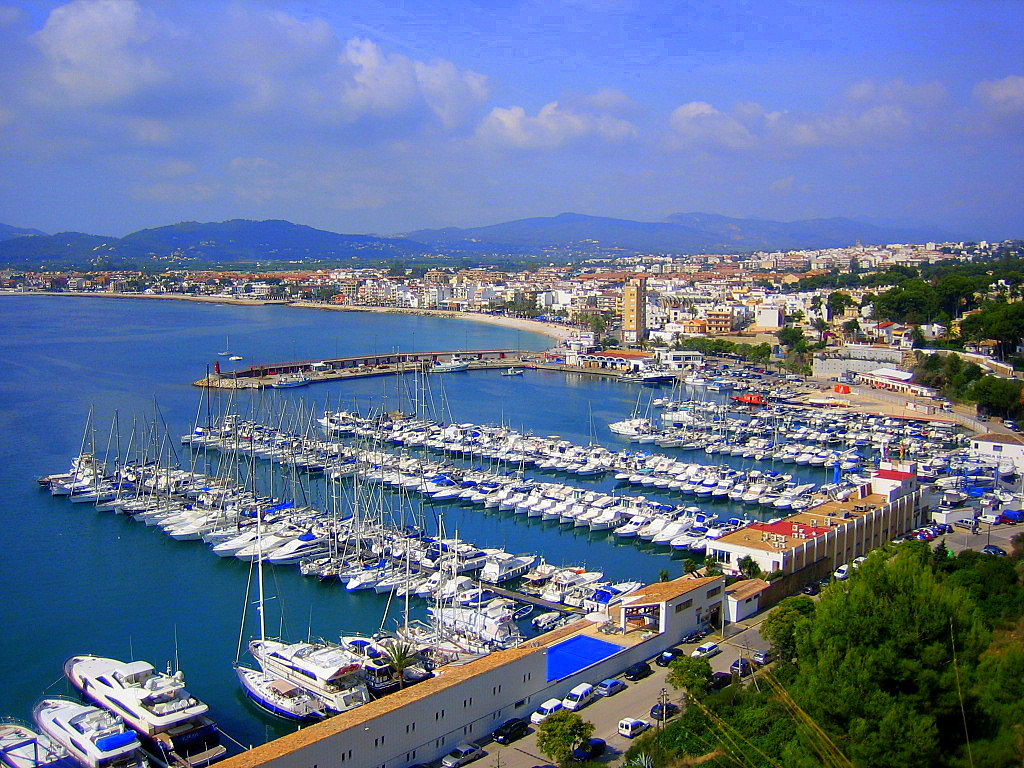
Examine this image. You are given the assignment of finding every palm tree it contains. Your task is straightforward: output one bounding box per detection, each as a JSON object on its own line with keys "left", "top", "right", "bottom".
{"left": 811, "top": 317, "right": 829, "bottom": 341}
{"left": 379, "top": 639, "right": 420, "bottom": 689}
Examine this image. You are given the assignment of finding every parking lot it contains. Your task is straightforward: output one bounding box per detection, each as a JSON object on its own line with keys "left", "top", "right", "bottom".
{"left": 458, "top": 624, "right": 771, "bottom": 768}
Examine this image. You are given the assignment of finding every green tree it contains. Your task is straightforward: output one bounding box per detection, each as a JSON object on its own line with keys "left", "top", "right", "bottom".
{"left": 760, "top": 596, "right": 815, "bottom": 663}
{"left": 536, "top": 710, "right": 593, "bottom": 767}
{"left": 970, "top": 376, "right": 1024, "bottom": 419}
{"left": 666, "top": 656, "right": 713, "bottom": 701}
{"left": 810, "top": 317, "right": 829, "bottom": 341}
{"left": 737, "top": 555, "right": 764, "bottom": 580}
{"left": 777, "top": 326, "right": 805, "bottom": 349}
{"left": 826, "top": 291, "right": 855, "bottom": 318}
{"left": 841, "top": 318, "right": 861, "bottom": 338}
{"left": 792, "top": 547, "right": 988, "bottom": 768}
{"left": 379, "top": 639, "right": 420, "bottom": 689}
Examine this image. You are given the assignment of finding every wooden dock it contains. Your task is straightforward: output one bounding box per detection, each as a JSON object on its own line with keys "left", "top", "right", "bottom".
{"left": 488, "top": 585, "right": 586, "bottom": 615}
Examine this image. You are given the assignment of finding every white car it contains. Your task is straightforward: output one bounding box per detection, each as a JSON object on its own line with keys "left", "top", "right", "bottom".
{"left": 691, "top": 642, "right": 721, "bottom": 659}
{"left": 530, "top": 698, "right": 563, "bottom": 724}
{"left": 618, "top": 718, "right": 651, "bottom": 738}
{"left": 833, "top": 564, "right": 850, "bottom": 580}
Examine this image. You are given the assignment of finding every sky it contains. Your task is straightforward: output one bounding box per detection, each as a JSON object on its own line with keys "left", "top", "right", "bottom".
{"left": 0, "top": 0, "right": 1022, "bottom": 239}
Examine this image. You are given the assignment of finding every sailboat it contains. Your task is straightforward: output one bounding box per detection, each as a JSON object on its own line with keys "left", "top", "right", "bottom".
{"left": 234, "top": 508, "right": 327, "bottom": 722}
{"left": 217, "top": 337, "right": 230, "bottom": 357}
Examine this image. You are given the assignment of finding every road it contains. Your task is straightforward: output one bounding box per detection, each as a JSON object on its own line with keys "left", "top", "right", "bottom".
{"left": 470, "top": 623, "right": 772, "bottom": 768}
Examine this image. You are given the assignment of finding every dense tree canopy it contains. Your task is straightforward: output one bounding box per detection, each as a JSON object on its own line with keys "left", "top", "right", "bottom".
{"left": 625, "top": 543, "right": 1024, "bottom": 768}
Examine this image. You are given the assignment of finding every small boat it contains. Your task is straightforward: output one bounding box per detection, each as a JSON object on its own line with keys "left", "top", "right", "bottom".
{"left": 234, "top": 667, "right": 326, "bottom": 722}
{"left": 270, "top": 374, "right": 311, "bottom": 389}
{"left": 33, "top": 698, "right": 148, "bottom": 768}
{"left": 429, "top": 356, "right": 470, "bottom": 373}
{"left": 228, "top": 355, "right": 243, "bottom": 362}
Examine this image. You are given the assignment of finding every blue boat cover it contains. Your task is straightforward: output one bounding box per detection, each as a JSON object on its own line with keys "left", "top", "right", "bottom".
{"left": 95, "top": 732, "right": 137, "bottom": 752}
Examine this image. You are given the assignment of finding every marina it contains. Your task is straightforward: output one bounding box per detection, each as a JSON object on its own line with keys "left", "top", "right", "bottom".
{"left": 3, "top": 296, "right": 1021, "bottom": 768}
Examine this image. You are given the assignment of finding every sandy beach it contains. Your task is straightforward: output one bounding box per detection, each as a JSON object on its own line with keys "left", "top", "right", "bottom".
{"left": 0, "top": 291, "right": 574, "bottom": 342}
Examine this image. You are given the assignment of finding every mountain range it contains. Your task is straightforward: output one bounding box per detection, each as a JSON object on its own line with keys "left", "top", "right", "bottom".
{"left": 0, "top": 213, "right": 955, "bottom": 267}
{"left": 404, "top": 212, "right": 949, "bottom": 253}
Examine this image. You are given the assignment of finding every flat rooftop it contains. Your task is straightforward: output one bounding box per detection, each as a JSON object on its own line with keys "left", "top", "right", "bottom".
{"left": 714, "top": 493, "right": 890, "bottom": 553}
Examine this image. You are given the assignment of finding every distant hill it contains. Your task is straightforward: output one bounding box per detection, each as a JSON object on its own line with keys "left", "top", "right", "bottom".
{"left": 118, "top": 219, "right": 422, "bottom": 261}
{"left": 0, "top": 219, "right": 424, "bottom": 266}
{"left": 0, "top": 232, "right": 116, "bottom": 265}
{"left": 0, "top": 223, "right": 47, "bottom": 241}
{"left": 407, "top": 211, "right": 949, "bottom": 253}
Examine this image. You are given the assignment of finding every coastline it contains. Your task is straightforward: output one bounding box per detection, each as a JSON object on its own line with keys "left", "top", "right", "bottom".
{"left": 0, "top": 291, "right": 574, "bottom": 342}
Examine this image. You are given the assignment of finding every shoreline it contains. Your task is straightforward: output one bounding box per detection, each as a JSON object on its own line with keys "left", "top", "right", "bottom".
{"left": 0, "top": 291, "right": 574, "bottom": 342}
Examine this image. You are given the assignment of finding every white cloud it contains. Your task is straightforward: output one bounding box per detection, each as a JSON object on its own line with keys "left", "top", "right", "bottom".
{"left": 769, "top": 175, "right": 795, "bottom": 193}
{"left": 581, "top": 88, "right": 638, "bottom": 115}
{"left": 129, "top": 181, "right": 218, "bottom": 203}
{"left": 229, "top": 157, "right": 274, "bottom": 172}
{"left": 154, "top": 159, "right": 195, "bottom": 178}
{"left": 668, "top": 101, "right": 756, "bottom": 150}
{"left": 32, "top": 0, "right": 164, "bottom": 105}
{"left": 413, "top": 58, "right": 490, "bottom": 129}
{"left": 126, "top": 118, "right": 171, "bottom": 145}
{"left": 476, "top": 101, "right": 635, "bottom": 149}
{"left": 974, "top": 75, "right": 1024, "bottom": 116}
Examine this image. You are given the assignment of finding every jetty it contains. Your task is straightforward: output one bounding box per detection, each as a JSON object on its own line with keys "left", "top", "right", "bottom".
{"left": 194, "top": 349, "right": 524, "bottom": 389}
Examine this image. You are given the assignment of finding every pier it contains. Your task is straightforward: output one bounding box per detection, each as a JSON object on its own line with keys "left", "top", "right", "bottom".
{"left": 487, "top": 585, "right": 587, "bottom": 615}
{"left": 194, "top": 348, "right": 525, "bottom": 389}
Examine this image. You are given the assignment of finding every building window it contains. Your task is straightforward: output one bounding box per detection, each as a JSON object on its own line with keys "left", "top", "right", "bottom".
{"left": 993, "top": 445, "right": 1002, "bottom": 452}
{"left": 515, "top": 698, "right": 527, "bottom": 708}
{"left": 706, "top": 586, "right": 721, "bottom": 598}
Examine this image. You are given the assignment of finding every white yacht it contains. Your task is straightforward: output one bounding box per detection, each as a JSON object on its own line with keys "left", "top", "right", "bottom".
{"left": 247, "top": 640, "right": 371, "bottom": 715}
{"left": 63, "top": 656, "right": 225, "bottom": 767}
{"left": 0, "top": 722, "right": 71, "bottom": 768}
{"left": 32, "top": 699, "right": 147, "bottom": 768}
{"left": 479, "top": 553, "right": 536, "bottom": 584}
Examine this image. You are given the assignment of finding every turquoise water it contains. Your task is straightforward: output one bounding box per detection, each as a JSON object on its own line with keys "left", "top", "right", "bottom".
{"left": 0, "top": 297, "right": 832, "bottom": 750}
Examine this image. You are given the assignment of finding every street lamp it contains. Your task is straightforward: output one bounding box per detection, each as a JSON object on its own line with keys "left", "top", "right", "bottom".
{"left": 658, "top": 688, "right": 668, "bottom": 733}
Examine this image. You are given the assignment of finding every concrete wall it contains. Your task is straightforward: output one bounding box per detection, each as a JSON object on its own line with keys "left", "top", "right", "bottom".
{"left": 812, "top": 356, "right": 879, "bottom": 380}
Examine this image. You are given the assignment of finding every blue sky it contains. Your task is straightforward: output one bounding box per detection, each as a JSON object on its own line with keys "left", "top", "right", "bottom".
{"left": 0, "top": 0, "right": 1021, "bottom": 238}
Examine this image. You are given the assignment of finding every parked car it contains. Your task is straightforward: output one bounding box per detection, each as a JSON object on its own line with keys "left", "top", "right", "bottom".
{"left": 655, "top": 649, "right": 683, "bottom": 667}
{"left": 623, "top": 661, "right": 653, "bottom": 681}
{"left": 1005, "top": 419, "right": 1018, "bottom": 431}
{"left": 752, "top": 649, "right": 773, "bottom": 666}
{"left": 982, "top": 544, "right": 1007, "bottom": 557}
{"left": 681, "top": 628, "right": 708, "bottom": 644}
{"left": 851, "top": 556, "right": 867, "bottom": 569}
{"left": 441, "top": 743, "right": 483, "bottom": 768}
{"left": 649, "top": 702, "right": 680, "bottom": 721}
{"left": 691, "top": 642, "right": 721, "bottom": 659}
{"left": 709, "top": 672, "right": 732, "bottom": 691}
{"left": 833, "top": 564, "right": 850, "bottom": 580}
{"left": 561, "top": 683, "right": 596, "bottom": 712}
{"left": 999, "top": 510, "right": 1024, "bottom": 524}
{"left": 595, "top": 678, "right": 626, "bottom": 697}
{"left": 730, "top": 658, "right": 753, "bottom": 677}
{"left": 530, "top": 699, "right": 563, "bottom": 724}
{"left": 570, "top": 738, "right": 606, "bottom": 761}
{"left": 618, "top": 718, "right": 650, "bottom": 739}
{"left": 492, "top": 719, "right": 528, "bottom": 745}
{"left": 801, "top": 582, "right": 820, "bottom": 596}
